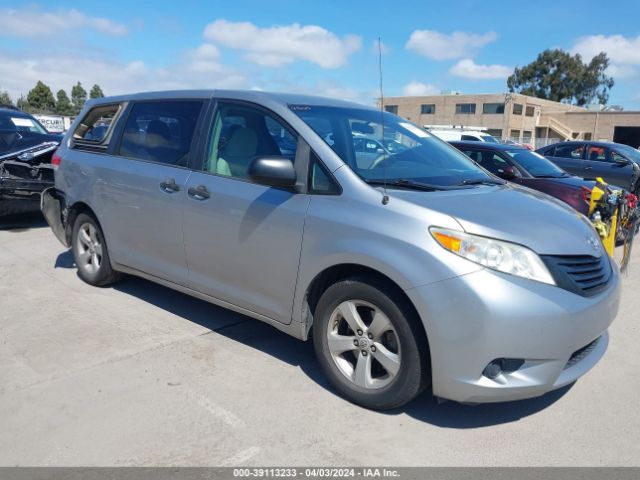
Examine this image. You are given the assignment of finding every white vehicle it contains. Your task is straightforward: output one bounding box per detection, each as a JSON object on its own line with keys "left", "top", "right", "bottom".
{"left": 424, "top": 125, "right": 499, "bottom": 143}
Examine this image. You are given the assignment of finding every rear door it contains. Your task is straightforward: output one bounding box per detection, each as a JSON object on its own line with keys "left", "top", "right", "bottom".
{"left": 543, "top": 143, "right": 585, "bottom": 177}
{"left": 182, "top": 100, "right": 310, "bottom": 324}
{"left": 97, "top": 99, "right": 205, "bottom": 285}
{"left": 583, "top": 145, "right": 635, "bottom": 188}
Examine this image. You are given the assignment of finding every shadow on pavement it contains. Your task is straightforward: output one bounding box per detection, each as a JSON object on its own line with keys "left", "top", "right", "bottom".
{"left": 71, "top": 267, "right": 568, "bottom": 427}
{"left": 0, "top": 211, "right": 47, "bottom": 231}
{"left": 54, "top": 249, "right": 75, "bottom": 268}
{"left": 394, "top": 383, "right": 572, "bottom": 428}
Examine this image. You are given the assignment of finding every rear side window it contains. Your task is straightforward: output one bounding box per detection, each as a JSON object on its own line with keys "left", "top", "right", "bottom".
{"left": 73, "top": 104, "right": 123, "bottom": 152}
{"left": 554, "top": 144, "right": 584, "bottom": 159}
{"left": 461, "top": 134, "right": 480, "bottom": 141}
{"left": 118, "top": 100, "right": 203, "bottom": 167}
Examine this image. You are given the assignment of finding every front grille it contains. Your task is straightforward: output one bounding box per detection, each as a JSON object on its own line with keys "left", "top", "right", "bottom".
{"left": 565, "top": 337, "right": 600, "bottom": 370}
{"left": 542, "top": 254, "right": 612, "bottom": 297}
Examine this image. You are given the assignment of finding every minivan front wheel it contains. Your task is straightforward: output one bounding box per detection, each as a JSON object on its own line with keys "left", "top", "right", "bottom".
{"left": 313, "top": 277, "right": 430, "bottom": 410}
{"left": 72, "top": 213, "right": 120, "bottom": 286}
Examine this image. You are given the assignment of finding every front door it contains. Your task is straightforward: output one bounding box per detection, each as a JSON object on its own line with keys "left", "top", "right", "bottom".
{"left": 583, "top": 145, "right": 635, "bottom": 188}
{"left": 183, "top": 101, "right": 309, "bottom": 324}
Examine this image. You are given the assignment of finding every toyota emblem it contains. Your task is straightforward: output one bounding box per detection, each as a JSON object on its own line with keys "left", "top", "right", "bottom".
{"left": 587, "top": 235, "right": 601, "bottom": 252}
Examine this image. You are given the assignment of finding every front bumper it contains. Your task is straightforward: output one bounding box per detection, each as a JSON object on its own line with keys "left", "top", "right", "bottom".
{"left": 406, "top": 262, "right": 621, "bottom": 403}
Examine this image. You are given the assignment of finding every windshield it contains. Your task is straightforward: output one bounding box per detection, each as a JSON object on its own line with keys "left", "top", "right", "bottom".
{"left": 480, "top": 134, "right": 499, "bottom": 143}
{"left": 291, "top": 105, "right": 492, "bottom": 187}
{"left": 504, "top": 149, "right": 567, "bottom": 177}
{"left": 0, "top": 111, "right": 48, "bottom": 135}
{"left": 615, "top": 144, "right": 640, "bottom": 163}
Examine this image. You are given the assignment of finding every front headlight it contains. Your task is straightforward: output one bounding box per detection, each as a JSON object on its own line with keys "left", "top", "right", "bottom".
{"left": 430, "top": 227, "right": 556, "bottom": 285}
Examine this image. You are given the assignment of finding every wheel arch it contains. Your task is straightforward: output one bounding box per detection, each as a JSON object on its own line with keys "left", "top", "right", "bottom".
{"left": 302, "top": 263, "right": 430, "bottom": 352}
{"left": 64, "top": 200, "right": 100, "bottom": 245}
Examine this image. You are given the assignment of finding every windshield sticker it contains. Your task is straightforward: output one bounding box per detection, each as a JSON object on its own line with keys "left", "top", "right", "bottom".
{"left": 11, "top": 118, "right": 35, "bottom": 127}
{"left": 289, "top": 105, "right": 311, "bottom": 111}
{"left": 399, "top": 122, "right": 430, "bottom": 138}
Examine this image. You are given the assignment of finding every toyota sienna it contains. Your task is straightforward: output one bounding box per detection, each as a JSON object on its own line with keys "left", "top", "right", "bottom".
{"left": 42, "top": 90, "right": 621, "bottom": 410}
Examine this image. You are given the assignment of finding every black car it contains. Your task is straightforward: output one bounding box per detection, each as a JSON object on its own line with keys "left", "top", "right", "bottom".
{"left": 0, "top": 106, "right": 62, "bottom": 216}
{"left": 451, "top": 140, "right": 596, "bottom": 215}
{"left": 536, "top": 141, "right": 640, "bottom": 195}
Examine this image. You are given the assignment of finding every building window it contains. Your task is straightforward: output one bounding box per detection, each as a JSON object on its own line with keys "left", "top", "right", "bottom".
{"left": 384, "top": 105, "right": 398, "bottom": 114}
{"left": 455, "top": 103, "right": 476, "bottom": 114}
{"left": 584, "top": 133, "right": 592, "bottom": 140}
{"left": 523, "top": 131, "right": 532, "bottom": 142}
{"left": 420, "top": 104, "right": 436, "bottom": 114}
{"left": 510, "top": 129, "right": 521, "bottom": 141}
{"left": 482, "top": 103, "right": 505, "bottom": 114}
{"left": 486, "top": 129, "right": 503, "bottom": 139}
{"left": 525, "top": 106, "right": 535, "bottom": 117}
{"left": 512, "top": 103, "right": 523, "bottom": 115}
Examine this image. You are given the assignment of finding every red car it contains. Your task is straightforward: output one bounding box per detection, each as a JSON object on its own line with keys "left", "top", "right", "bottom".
{"left": 451, "top": 140, "right": 595, "bottom": 214}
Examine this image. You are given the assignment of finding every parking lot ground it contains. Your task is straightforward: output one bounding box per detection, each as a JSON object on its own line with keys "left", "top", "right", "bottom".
{"left": 1, "top": 213, "right": 639, "bottom": 466}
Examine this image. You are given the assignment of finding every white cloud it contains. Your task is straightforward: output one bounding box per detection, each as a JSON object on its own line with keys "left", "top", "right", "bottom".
{"left": 572, "top": 34, "right": 640, "bottom": 65}
{"left": 405, "top": 30, "right": 497, "bottom": 60}
{"left": 370, "top": 40, "right": 390, "bottom": 55}
{"left": 402, "top": 81, "right": 439, "bottom": 96}
{"left": 0, "top": 7, "right": 128, "bottom": 37}
{"left": 607, "top": 64, "right": 637, "bottom": 79}
{"left": 0, "top": 48, "right": 246, "bottom": 101}
{"left": 203, "top": 20, "right": 361, "bottom": 68}
{"left": 449, "top": 59, "right": 512, "bottom": 80}
{"left": 571, "top": 34, "right": 640, "bottom": 79}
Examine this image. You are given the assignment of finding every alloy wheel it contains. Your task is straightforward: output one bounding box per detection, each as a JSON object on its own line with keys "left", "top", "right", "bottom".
{"left": 326, "top": 299, "right": 401, "bottom": 389}
{"left": 76, "top": 222, "right": 103, "bottom": 275}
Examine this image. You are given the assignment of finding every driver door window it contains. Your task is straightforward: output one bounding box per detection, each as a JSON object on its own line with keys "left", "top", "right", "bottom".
{"left": 611, "top": 151, "right": 627, "bottom": 163}
{"left": 204, "top": 103, "right": 297, "bottom": 181}
{"left": 587, "top": 146, "right": 611, "bottom": 163}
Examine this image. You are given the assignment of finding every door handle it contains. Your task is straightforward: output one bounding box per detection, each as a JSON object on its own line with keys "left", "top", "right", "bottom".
{"left": 187, "top": 185, "right": 210, "bottom": 200}
{"left": 160, "top": 178, "right": 180, "bottom": 193}
{"left": 584, "top": 166, "right": 593, "bottom": 170}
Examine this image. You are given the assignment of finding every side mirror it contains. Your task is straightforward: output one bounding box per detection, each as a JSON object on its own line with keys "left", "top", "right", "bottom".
{"left": 613, "top": 155, "right": 630, "bottom": 165}
{"left": 497, "top": 165, "right": 517, "bottom": 179}
{"left": 248, "top": 156, "right": 297, "bottom": 188}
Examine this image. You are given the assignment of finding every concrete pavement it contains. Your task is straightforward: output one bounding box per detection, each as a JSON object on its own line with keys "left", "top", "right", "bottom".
{"left": 1, "top": 213, "right": 639, "bottom": 466}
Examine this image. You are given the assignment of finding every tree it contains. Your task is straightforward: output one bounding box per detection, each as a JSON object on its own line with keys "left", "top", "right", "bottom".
{"left": 71, "top": 82, "right": 87, "bottom": 114}
{"left": 26, "top": 80, "right": 56, "bottom": 113}
{"left": 16, "top": 96, "right": 29, "bottom": 111}
{"left": 0, "top": 90, "right": 13, "bottom": 106}
{"left": 507, "top": 49, "right": 615, "bottom": 106}
{"left": 89, "top": 84, "right": 104, "bottom": 99}
{"left": 55, "top": 89, "right": 73, "bottom": 115}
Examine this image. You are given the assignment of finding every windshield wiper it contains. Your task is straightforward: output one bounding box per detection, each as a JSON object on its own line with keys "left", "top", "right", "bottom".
{"left": 364, "top": 179, "right": 447, "bottom": 191}
{"left": 535, "top": 174, "right": 565, "bottom": 179}
{"left": 458, "top": 178, "right": 505, "bottom": 186}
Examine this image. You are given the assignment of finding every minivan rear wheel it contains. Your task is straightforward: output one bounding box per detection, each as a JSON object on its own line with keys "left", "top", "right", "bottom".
{"left": 72, "top": 213, "right": 120, "bottom": 287}
{"left": 312, "top": 277, "right": 430, "bottom": 410}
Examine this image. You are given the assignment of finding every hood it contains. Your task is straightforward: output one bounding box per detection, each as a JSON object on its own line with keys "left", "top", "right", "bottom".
{"left": 389, "top": 183, "right": 601, "bottom": 256}
{"left": 0, "top": 131, "right": 62, "bottom": 164}
{"left": 531, "top": 175, "right": 596, "bottom": 190}
{"left": 0, "top": 131, "right": 62, "bottom": 154}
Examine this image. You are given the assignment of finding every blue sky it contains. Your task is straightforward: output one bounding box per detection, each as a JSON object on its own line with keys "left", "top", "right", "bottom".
{"left": 1, "top": 0, "right": 639, "bottom": 107}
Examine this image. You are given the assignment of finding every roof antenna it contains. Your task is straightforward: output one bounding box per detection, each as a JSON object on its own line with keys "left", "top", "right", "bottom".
{"left": 378, "top": 37, "right": 389, "bottom": 205}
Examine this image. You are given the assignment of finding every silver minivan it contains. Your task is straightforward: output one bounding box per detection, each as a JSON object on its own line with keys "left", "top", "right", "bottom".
{"left": 42, "top": 90, "right": 620, "bottom": 410}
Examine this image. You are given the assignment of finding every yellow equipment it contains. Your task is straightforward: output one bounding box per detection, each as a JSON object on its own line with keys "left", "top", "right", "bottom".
{"left": 588, "top": 179, "right": 617, "bottom": 257}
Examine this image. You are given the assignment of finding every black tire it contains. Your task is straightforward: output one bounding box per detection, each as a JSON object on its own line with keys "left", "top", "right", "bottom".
{"left": 312, "top": 276, "right": 430, "bottom": 410}
{"left": 71, "top": 212, "right": 120, "bottom": 287}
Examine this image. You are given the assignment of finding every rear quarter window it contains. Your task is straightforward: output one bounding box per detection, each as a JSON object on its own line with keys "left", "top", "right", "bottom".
{"left": 72, "top": 103, "right": 124, "bottom": 152}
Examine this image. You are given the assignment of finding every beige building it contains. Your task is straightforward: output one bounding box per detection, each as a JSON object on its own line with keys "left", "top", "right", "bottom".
{"left": 381, "top": 92, "right": 640, "bottom": 148}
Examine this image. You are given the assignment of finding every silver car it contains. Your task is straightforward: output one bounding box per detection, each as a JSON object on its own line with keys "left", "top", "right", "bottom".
{"left": 42, "top": 90, "right": 620, "bottom": 410}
